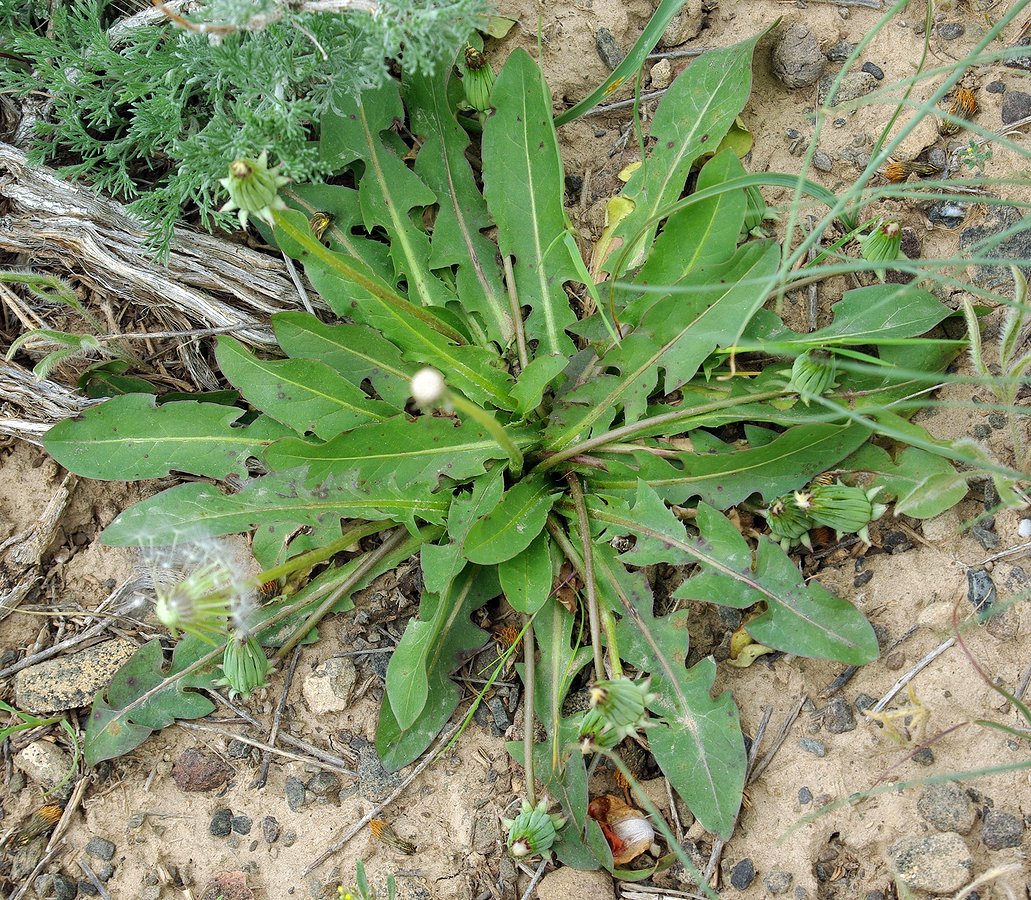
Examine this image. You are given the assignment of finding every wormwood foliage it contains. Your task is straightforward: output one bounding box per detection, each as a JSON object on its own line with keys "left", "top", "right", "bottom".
{"left": 42, "top": 22, "right": 1010, "bottom": 872}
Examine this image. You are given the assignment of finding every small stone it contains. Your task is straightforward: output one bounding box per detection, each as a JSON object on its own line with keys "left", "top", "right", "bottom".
{"left": 172, "top": 749, "right": 233, "bottom": 792}
{"left": 971, "top": 520, "right": 999, "bottom": 550}
{"left": 882, "top": 531, "right": 913, "bottom": 554}
{"left": 210, "top": 809, "right": 233, "bottom": 838}
{"left": 13, "top": 741, "right": 73, "bottom": 793}
{"left": 730, "top": 858, "right": 755, "bottom": 889}
{"left": 785, "top": 127, "right": 802, "bottom": 141}
{"left": 8, "top": 771, "right": 25, "bottom": 794}
{"left": 487, "top": 696, "right": 512, "bottom": 733}
{"left": 937, "top": 23, "right": 965, "bottom": 40}
{"left": 357, "top": 745, "right": 405, "bottom": 802}
{"left": 861, "top": 62, "right": 884, "bottom": 80}
{"left": 305, "top": 771, "right": 342, "bottom": 798}
{"left": 885, "top": 652, "right": 905, "bottom": 670}
{"left": 854, "top": 570, "right": 874, "bottom": 588}
{"left": 892, "top": 114, "right": 939, "bottom": 162}
{"left": 927, "top": 202, "right": 968, "bottom": 228}
{"left": 812, "top": 151, "right": 833, "bottom": 173}
{"left": 799, "top": 786, "right": 813, "bottom": 804}
{"left": 980, "top": 810, "right": 1024, "bottom": 849}
{"left": 227, "top": 740, "right": 251, "bottom": 760}
{"left": 230, "top": 815, "right": 252, "bottom": 835}
{"left": 888, "top": 833, "right": 972, "bottom": 893}
{"left": 866, "top": 892, "right": 884, "bottom": 900}
{"left": 823, "top": 698, "right": 856, "bottom": 734}
{"left": 127, "top": 812, "right": 147, "bottom": 829}
{"left": 536, "top": 866, "right": 616, "bottom": 900}
{"left": 199, "top": 871, "right": 254, "bottom": 900}
{"left": 281, "top": 829, "right": 297, "bottom": 848}
{"left": 53, "top": 874, "right": 78, "bottom": 900}
{"left": 659, "top": 7, "right": 699, "bottom": 49}
{"left": 772, "top": 25, "right": 826, "bottom": 89}
{"left": 799, "top": 738, "right": 826, "bottom": 757}
{"left": 595, "top": 28, "right": 625, "bottom": 71}
{"left": 85, "top": 836, "right": 115, "bottom": 861}
{"left": 650, "top": 58, "right": 674, "bottom": 91}
{"left": 917, "top": 782, "right": 977, "bottom": 833}
{"left": 825, "top": 41, "right": 856, "bottom": 62}
{"left": 765, "top": 870, "right": 794, "bottom": 894}
{"left": 94, "top": 862, "right": 114, "bottom": 882}
{"left": 13, "top": 639, "right": 136, "bottom": 713}
{"left": 78, "top": 881, "right": 99, "bottom": 896}
{"left": 141, "top": 887, "right": 161, "bottom": 900}
{"left": 285, "top": 776, "right": 307, "bottom": 811}
{"left": 302, "top": 656, "right": 358, "bottom": 714}
{"left": 855, "top": 693, "right": 877, "bottom": 713}
{"left": 261, "top": 816, "right": 280, "bottom": 844}
{"left": 927, "top": 147, "right": 947, "bottom": 170}
{"left": 1020, "top": 518, "right": 1031, "bottom": 538}
{"left": 967, "top": 568, "right": 997, "bottom": 617}
{"left": 986, "top": 80, "right": 1005, "bottom": 94}
{"left": 913, "top": 748, "right": 935, "bottom": 766}
{"left": 227, "top": 835, "right": 240, "bottom": 850}
{"left": 34, "top": 874, "right": 55, "bottom": 897}
{"left": 961, "top": 206, "right": 1031, "bottom": 290}
{"left": 819, "top": 72, "right": 877, "bottom": 106}
{"left": 1001, "top": 90, "right": 1031, "bottom": 125}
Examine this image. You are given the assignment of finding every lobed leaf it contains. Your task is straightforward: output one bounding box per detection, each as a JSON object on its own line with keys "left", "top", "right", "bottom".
{"left": 464, "top": 476, "right": 559, "bottom": 564}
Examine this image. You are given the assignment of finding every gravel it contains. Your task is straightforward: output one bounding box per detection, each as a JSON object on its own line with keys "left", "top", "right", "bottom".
{"left": 730, "top": 858, "right": 755, "bottom": 889}
{"left": 823, "top": 698, "right": 856, "bottom": 734}
{"left": 84, "top": 836, "right": 115, "bottom": 861}
{"left": 285, "top": 776, "right": 307, "bottom": 811}
{"left": 231, "top": 815, "right": 253, "bottom": 835}
{"left": 172, "top": 749, "right": 233, "bottom": 793}
{"left": 937, "top": 22, "right": 965, "bottom": 40}
{"left": 812, "top": 151, "right": 833, "bottom": 173}
{"left": 980, "top": 810, "right": 1024, "bottom": 849}
{"left": 764, "top": 870, "right": 794, "bottom": 894}
{"left": 210, "top": 809, "right": 233, "bottom": 838}
{"left": 888, "top": 832, "right": 972, "bottom": 893}
{"left": 916, "top": 782, "right": 976, "bottom": 834}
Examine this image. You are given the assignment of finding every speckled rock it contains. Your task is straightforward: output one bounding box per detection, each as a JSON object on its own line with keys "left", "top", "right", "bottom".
{"left": 772, "top": 25, "right": 826, "bottom": 89}
{"left": 765, "top": 870, "right": 794, "bottom": 894}
{"left": 13, "top": 741, "right": 73, "bottom": 793}
{"left": 819, "top": 72, "right": 877, "bottom": 106}
{"left": 1001, "top": 90, "right": 1031, "bottom": 125}
{"left": 960, "top": 205, "right": 1031, "bottom": 290}
{"left": 14, "top": 639, "right": 136, "bottom": 713}
{"left": 595, "top": 28, "right": 625, "bottom": 71}
{"left": 730, "top": 858, "right": 756, "bottom": 889}
{"left": 172, "top": 748, "right": 233, "bottom": 792}
{"left": 888, "top": 832, "right": 972, "bottom": 893}
{"left": 301, "top": 656, "right": 357, "bottom": 714}
{"left": 536, "top": 866, "right": 616, "bottom": 900}
{"left": 85, "top": 836, "right": 115, "bottom": 861}
{"left": 980, "top": 810, "right": 1024, "bottom": 849}
{"left": 917, "top": 782, "right": 976, "bottom": 834}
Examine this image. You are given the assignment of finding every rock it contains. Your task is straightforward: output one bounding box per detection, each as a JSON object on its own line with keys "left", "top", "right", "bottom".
{"left": 305, "top": 771, "right": 341, "bottom": 798}
{"left": 595, "top": 28, "right": 625, "bottom": 71}
{"left": 917, "top": 782, "right": 977, "bottom": 833}
{"left": 93, "top": 862, "right": 114, "bottom": 882}
{"left": 772, "top": 25, "right": 826, "bottom": 89}
{"left": 261, "top": 816, "right": 280, "bottom": 844}
{"left": 536, "top": 866, "right": 616, "bottom": 900}
{"left": 985, "top": 606, "right": 1019, "bottom": 641}
{"left": 141, "top": 888, "right": 161, "bottom": 900}
{"left": 799, "top": 786, "right": 813, "bottom": 804}
{"left": 281, "top": 829, "right": 297, "bottom": 848}
{"left": 986, "top": 80, "right": 1005, "bottom": 94}
{"left": 812, "top": 151, "right": 833, "bottom": 172}
{"left": 819, "top": 72, "right": 877, "bottom": 106}
{"left": 659, "top": 3, "right": 701, "bottom": 49}
{"left": 210, "top": 809, "right": 233, "bottom": 837}
{"left": 892, "top": 115, "right": 939, "bottom": 161}
{"left": 823, "top": 698, "right": 856, "bottom": 734}
{"left": 980, "top": 810, "right": 1024, "bottom": 849}
{"left": 1001, "top": 90, "right": 1031, "bottom": 124}
{"left": 888, "top": 833, "right": 972, "bottom": 893}
{"left": 230, "top": 815, "right": 252, "bottom": 835}
{"left": 826, "top": 41, "right": 856, "bottom": 62}
{"left": 938, "top": 22, "right": 965, "bottom": 40}
{"left": 799, "top": 738, "right": 826, "bottom": 757}
{"left": 172, "top": 749, "right": 232, "bottom": 792}
{"left": 13, "top": 639, "right": 136, "bottom": 713}
{"left": 730, "top": 858, "right": 756, "bottom": 889}
{"left": 53, "top": 873, "right": 78, "bottom": 900}
{"left": 882, "top": 531, "right": 913, "bottom": 555}
{"left": 967, "top": 568, "right": 997, "bottom": 619}
{"left": 84, "top": 836, "right": 115, "bottom": 861}
{"left": 765, "top": 870, "right": 794, "bottom": 894}
{"left": 200, "top": 871, "right": 254, "bottom": 900}
{"left": 302, "top": 657, "right": 357, "bottom": 714}
{"left": 861, "top": 62, "right": 884, "bottom": 80}
{"left": 357, "top": 745, "right": 405, "bottom": 802}
{"left": 285, "top": 776, "right": 307, "bottom": 811}
{"left": 34, "top": 874, "right": 56, "bottom": 897}
{"left": 650, "top": 58, "right": 674, "bottom": 91}
{"left": 971, "top": 519, "right": 999, "bottom": 550}
{"left": 78, "top": 880, "right": 99, "bottom": 896}
{"left": 13, "top": 741, "right": 73, "bottom": 793}
{"left": 226, "top": 740, "right": 251, "bottom": 759}
{"left": 913, "top": 748, "right": 935, "bottom": 766}
{"left": 961, "top": 205, "right": 1031, "bottom": 291}
{"left": 927, "top": 202, "right": 968, "bottom": 228}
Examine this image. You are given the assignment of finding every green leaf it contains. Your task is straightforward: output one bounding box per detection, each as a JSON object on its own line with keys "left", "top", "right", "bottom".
{"left": 511, "top": 354, "right": 568, "bottom": 416}
{"left": 447, "top": 466, "right": 505, "bottom": 543}
{"left": 85, "top": 637, "right": 220, "bottom": 765}
{"left": 464, "top": 476, "right": 559, "bottom": 564}
{"left": 483, "top": 49, "right": 579, "bottom": 356}
{"left": 272, "top": 312, "right": 413, "bottom": 409}
{"left": 844, "top": 444, "right": 968, "bottom": 519}
{"left": 603, "top": 32, "right": 765, "bottom": 274}
{"left": 405, "top": 58, "right": 513, "bottom": 345}
{"left": 44, "top": 394, "right": 291, "bottom": 481}
{"left": 498, "top": 532, "right": 553, "bottom": 613}
{"left": 215, "top": 337, "right": 397, "bottom": 438}
{"left": 554, "top": 0, "right": 689, "bottom": 125}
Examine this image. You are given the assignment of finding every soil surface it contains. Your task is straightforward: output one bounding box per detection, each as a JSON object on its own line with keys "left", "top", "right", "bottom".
{"left": 2, "top": 1, "right": 1030, "bottom": 899}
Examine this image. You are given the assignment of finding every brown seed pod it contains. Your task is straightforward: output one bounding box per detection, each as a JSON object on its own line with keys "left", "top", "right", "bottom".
{"left": 883, "top": 160, "right": 942, "bottom": 183}
{"left": 18, "top": 802, "right": 64, "bottom": 844}
{"left": 939, "top": 88, "right": 977, "bottom": 136}
{"left": 369, "top": 818, "right": 416, "bottom": 854}
{"left": 587, "top": 794, "right": 656, "bottom": 866}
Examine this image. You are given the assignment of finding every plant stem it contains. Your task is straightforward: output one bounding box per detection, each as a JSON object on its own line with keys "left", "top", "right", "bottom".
{"left": 599, "top": 605, "right": 622, "bottom": 679}
{"left": 522, "top": 614, "right": 537, "bottom": 806}
{"left": 564, "top": 475, "right": 605, "bottom": 679}
{"left": 256, "top": 519, "right": 394, "bottom": 587}
{"left": 445, "top": 389, "right": 524, "bottom": 477}
{"left": 503, "top": 254, "right": 529, "bottom": 370}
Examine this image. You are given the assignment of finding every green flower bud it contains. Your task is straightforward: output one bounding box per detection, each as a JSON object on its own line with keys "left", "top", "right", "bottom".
{"left": 741, "top": 185, "right": 767, "bottom": 237}
{"left": 589, "top": 677, "right": 656, "bottom": 740}
{"left": 577, "top": 709, "right": 619, "bottom": 753}
{"left": 220, "top": 633, "right": 271, "bottom": 699}
{"left": 807, "top": 481, "right": 887, "bottom": 543}
{"left": 461, "top": 46, "right": 495, "bottom": 113}
{"left": 789, "top": 350, "right": 837, "bottom": 405}
{"left": 502, "top": 799, "right": 566, "bottom": 858}
{"left": 763, "top": 496, "right": 814, "bottom": 549}
{"left": 218, "top": 151, "right": 289, "bottom": 229}
{"left": 858, "top": 219, "right": 904, "bottom": 282}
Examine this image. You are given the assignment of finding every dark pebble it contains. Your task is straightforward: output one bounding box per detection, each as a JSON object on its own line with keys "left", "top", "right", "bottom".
{"left": 285, "top": 775, "right": 307, "bottom": 811}
{"left": 854, "top": 570, "right": 874, "bottom": 588}
{"left": 765, "top": 870, "right": 794, "bottom": 894}
{"left": 917, "top": 781, "right": 975, "bottom": 833}
{"left": 306, "top": 771, "right": 342, "bottom": 798}
{"left": 987, "top": 412, "right": 1007, "bottom": 429}
{"left": 832, "top": 117, "right": 847, "bottom": 128}
{"left": 960, "top": 205, "right": 1031, "bottom": 290}
{"left": 281, "top": 829, "right": 298, "bottom": 848}
{"left": 967, "top": 568, "right": 997, "bottom": 617}
{"left": 986, "top": 80, "right": 1005, "bottom": 94}
{"left": 209, "top": 808, "right": 233, "bottom": 838}
{"left": 974, "top": 423, "right": 991, "bottom": 440}
{"left": 730, "top": 858, "right": 756, "bottom": 889}
{"left": 927, "top": 202, "right": 967, "bottom": 228}
{"left": 785, "top": 127, "right": 802, "bottom": 141}
{"left": 227, "top": 740, "right": 251, "bottom": 759}
{"left": 861, "top": 62, "right": 884, "bottom": 80}
{"left": 1001, "top": 90, "right": 1031, "bottom": 125}
{"left": 913, "top": 747, "right": 935, "bottom": 766}
{"left": 94, "top": 863, "right": 114, "bottom": 882}
{"left": 84, "top": 837, "right": 115, "bottom": 861}
{"left": 812, "top": 151, "right": 833, "bottom": 172}
{"left": 249, "top": 840, "right": 258, "bottom": 852}
{"left": 78, "top": 881, "right": 99, "bottom": 897}
{"left": 262, "top": 815, "right": 281, "bottom": 844}
{"left": 172, "top": 748, "right": 233, "bottom": 793}
{"left": 799, "top": 786, "right": 813, "bottom": 804}
{"left": 231, "top": 814, "right": 252, "bottom": 835}
{"left": 866, "top": 892, "right": 885, "bottom": 900}
{"left": 826, "top": 40, "right": 856, "bottom": 62}
{"left": 937, "top": 22, "right": 965, "bottom": 40}
{"left": 53, "top": 874, "right": 77, "bottom": 900}
{"left": 488, "top": 696, "right": 512, "bottom": 733}
{"left": 595, "top": 28, "right": 626, "bottom": 71}
{"left": 882, "top": 531, "right": 913, "bottom": 554}
{"left": 799, "top": 737, "right": 826, "bottom": 757}
{"left": 981, "top": 809, "right": 1024, "bottom": 849}
{"left": 594, "top": 129, "right": 606, "bottom": 138}
{"left": 971, "top": 520, "right": 999, "bottom": 550}
{"left": 823, "top": 698, "right": 856, "bottom": 734}
{"left": 855, "top": 693, "right": 877, "bottom": 713}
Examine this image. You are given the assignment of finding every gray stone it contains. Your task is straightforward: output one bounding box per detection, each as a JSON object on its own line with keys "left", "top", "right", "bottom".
{"left": 230, "top": 815, "right": 252, "bottom": 835}
{"left": 285, "top": 776, "right": 307, "bottom": 811}
{"left": 659, "top": 5, "right": 700, "bottom": 49}
{"left": 357, "top": 745, "right": 405, "bottom": 802}
{"left": 917, "top": 782, "right": 977, "bottom": 833}
{"left": 34, "top": 874, "right": 55, "bottom": 897}
{"left": 306, "top": 771, "right": 342, "bottom": 798}
{"left": 13, "top": 741, "right": 73, "bottom": 793}
{"left": 1001, "top": 90, "right": 1031, "bottom": 125}
{"left": 799, "top": 738, "right": 826, "bottom": 757}
{"left": 730, "top": 858, "right": 755, "bottom": 889}
{"left": 227, "top": 740, "right": 251, "bottom": 759}
{"left": 13, "top": 639, "right": 136, "bottom": 713}
{"left": 85, "top": 836, "right": 115, "bottom": 861}
{"left": 967, "top": 568, "right": 997, "bottom": 619}
{"left": 971, "top": 520, "right": 999, "bottom": 550}
{"left": 888, "top": 832, "right": 972, "bottom": 893}
{"left": 261, "top": 815, "right": 280, "bottom": 844}
{"left": 141, "top": 887, "right": 161, "bottom": 900}
{"left": 765, "top": 870, "right": 794, "bottom": 894}
{"left": 927, "top": 202, "right": 968, "bottom": 228}
{"left": 94, "top": 862, "right": 114, "bottom": 882}
{"left": 772, "top": 25, "right": 826, "bottom": 89}
{"left": 209, "top": 809, "right": 232, "bottom": 837}
{"left": 980, "top": 810, "right": 1024, "bottom": 849}
{"left": 913, "top": 748, "right": 935, "bottom": 766}
{"left": 798, "top": 786, "right": 813, "bottom": 804}
{"left": 813, "top": 151, "right": 833, "bottom": 173}
{"left": 825, "top": 41, "right": 856, "bottom": 62}
{"left": 302, "top": 656, "right": 357, "bottom": 714}
{"left": 819, "top": 72, "right": 877, "bottom": 106}
{"left": 938, "top": 22, "right": 965, "bottom": 40}
{"left": 861, "top": 62, "right": 884, "bottom": 80}
{"left": 823, "top": 698, "right": 856, "bottom": 734}
{"left": 595, "top": 29, "right": 625, "bottom": 71}
{"left": 53, "top": 875, "right": 78, "bottom": 900}
{"left": 986, "top": 80, "right": 1005, "bottom": 94}
{"left": 281, "top": 829, "right": 298, "bottom": 848}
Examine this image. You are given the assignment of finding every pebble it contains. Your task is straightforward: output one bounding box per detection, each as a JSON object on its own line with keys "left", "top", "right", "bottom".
{"left": 937, "top": 22, "right": 965, "bottom": 40}
{"left": 825, "top": 41, "right": 856, "bottom": 62}
{"left": 659, "top": 9, "right": 698, "bottom": 49}
{"left": 1001, "top": 90, "right": 1031, "bottom": 125}
{"left": 772, "top": 24, "right": 826, "bottom": 89}
{"left": 967, "top": 568, "right": 997, "bottom": 618}
{"left": 357, "top": 745, "right": 405, "bottom": 802}
{"left": 13, "top": 741, "right": 73, "bottom": 794}
{"left": 85, "top": 836, "right": 115, "bottom": 861}
{"left": 281, "top": 829, "right": 298, "bottom": 848}
{"left": 650, "top": 58, "right": 674, "bottom": 91}
{"left": 285, "top": 776, "right": 307, "bottom": 811}
{"left": 127, "top": 811, "right": 147, "bottom": 829}
{"left": 890, "top": 833, "right": 973, "bottom": 892}
{"left": 861, "top": 62, "right": 884, "bottom": 81}
{"left": 305, "top": 771, "right": 342, "bottom": 798}
{"left": 595, "top": 28, "right": 625, "bottom": 71}
{"left": 823, "top": 698, "right": 856, "bottom": 734}
{"left": 94, "top": 862, "right": 114, "bottom": 882}
{"left": 927, "top": 202, "right": 968, "bottom": 228}
{"left": 927, "top": 146, "right": 947, "bottom": 170}
{"left": 78, "top": 881, "right": 99, "bottom": 896}
{"left": 227, "top": 740, "right": 251, "bottom": 759}
{"left": 854, "top": 570, "right": 874, "bottom": 588}
{"left": 13, "top": 638, "right": 136, "bottom": 713}
{"left": 980, "top": 809, "right": 1024, "bottom": 849}
{"left": 141, "top": 887, "right": 161, "bottom": 900}
{"left": 917, "top": 782, "right": 977, "bottom": 833}
{"left": 855, "top": 693, "right": 876, "bottom": 713}
{"left": 261, "top": 815, "right": 280, "bottom": 844}
{"left": 210, "top": 808, "right": 233, "bottom": 837}
{"left": 536, "top": 866, "right": 616, "bottom": 900}
{"left": 882, "top": 531, "right": 913, "bottom": 555}
{"left": 971, "top": 519, "right": 999, "bottom": 550}
{"left": 730, "top": 858, "right": 755, "bottom": 889}
{"left": 1019, "top": 518, "right": 1031, "bottom": 538}
{"left": 301, "top": 657, "right": 357, "bottom": 714}
{"left": 172, "top": 749, "right": 233, "bottom": 792}
{"left": 53, "top": 874, "right": 77, "bottom": 900}
{"left": 986, "top": 80, "right": 1005, "bottom": 94}
{"left": 819, "top": 72, "right": 877, "bottom": 106}
{"left": 487, "top": 696, "right": 512, "bottom": 733}
{"left": 913, "top": 748, "right": 935, "bottom": 766}
{"left": 961, "top": 205, "right": 1031, "bottom": 290}
{"left": 231, "top": 815, "right": 252, "bottom": 835}
{"left": 798, "top": 786, "right": 813, "bottom": 804}
{"left": 799, "top": 738, "right": 826, "bottom": 757}
{"left": 764, "top": 870, "right": 794, "bottom": 894}
{"left": 812, "top": 151, "right": 833, "bottom": 173}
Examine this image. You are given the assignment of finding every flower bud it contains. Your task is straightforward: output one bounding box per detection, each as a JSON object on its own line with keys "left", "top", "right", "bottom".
{"left": 410, "top": 367, "right": 446, "bottom": 406}
{"left": 807, "top": 481, "right": 887, "bottom": 543}
{"left": 220, "top": 632, "right": 271, "bottom": 699}
{"left": 502, "top": 799, "right": 566, "bottom": 858}
{"left": 858, "top": 219, "right": 904, "bottom": 281}
{"left": 763, "top": 496, "right": 813, "bottom": 549}
{"left": 577, "top": 708, "right": 619, "bottom": 753}
{"left": 589, "top": 677, "right": 656, "bottom": 741}
{"left": 461, "top": 46, "right": 495, "bottom": 113}
{"left": 218, "top": 151, "right": 289, "bottom": 229}
{"left": 789, "top": 350, "right": 837, "bottom": 405}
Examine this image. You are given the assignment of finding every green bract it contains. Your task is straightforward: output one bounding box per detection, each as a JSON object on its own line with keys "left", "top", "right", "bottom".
{"left": 220, "top": 634, "right": 272, "bottom": 699}
{"left": 502, "top": 799, "right": 567, "bottom": 858}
